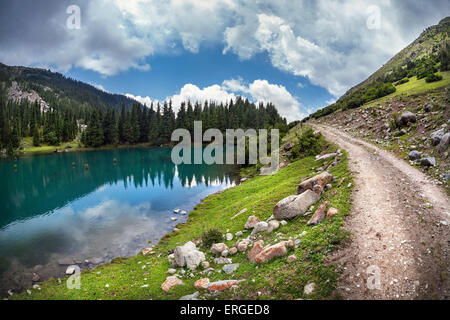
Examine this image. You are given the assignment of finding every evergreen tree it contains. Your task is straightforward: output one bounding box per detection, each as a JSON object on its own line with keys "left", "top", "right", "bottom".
{"left": 32, "top": 125, "right": 40, "bottom": 146}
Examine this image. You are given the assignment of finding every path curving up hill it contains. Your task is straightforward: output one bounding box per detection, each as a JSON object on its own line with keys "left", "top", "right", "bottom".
{"left": 313, "top": 124, "right": 449, "bottom": 300}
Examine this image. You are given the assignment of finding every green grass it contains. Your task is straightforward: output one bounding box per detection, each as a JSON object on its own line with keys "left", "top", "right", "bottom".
{"left": 12, "top": 128, "right": 353, "bottom": 300}
{"left": 18, "top": 137, "right": 159, "bottom": 157}
{"left": 363, "top": 71, "right": 450, "bottom": 109}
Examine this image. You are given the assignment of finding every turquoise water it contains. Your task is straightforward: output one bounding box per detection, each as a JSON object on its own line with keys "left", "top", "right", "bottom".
{"left": 0, "top": 147, "right": 239, "bottom": 295}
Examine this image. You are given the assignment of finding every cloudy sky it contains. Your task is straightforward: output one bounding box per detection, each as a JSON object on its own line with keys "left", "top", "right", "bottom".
{"left": 0, "top": 0, "right": 448, "bottom": 121}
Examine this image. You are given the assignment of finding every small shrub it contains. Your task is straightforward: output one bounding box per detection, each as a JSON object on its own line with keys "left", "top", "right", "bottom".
{"left": 291, "top": 128, "right": 325, "bottom": 158}
{"left": 425, "top": 73, "right": 443, "bottom": 83}
{"left": 394, "top": 78, "right": 409, "bottom": 86}
{"left": 201, "top": 228, "right": 222, "bottom": 248}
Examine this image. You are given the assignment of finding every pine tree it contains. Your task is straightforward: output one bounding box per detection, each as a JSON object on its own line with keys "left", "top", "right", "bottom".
{"left": 32, "top": 125, "right": 40, "bottom": 146}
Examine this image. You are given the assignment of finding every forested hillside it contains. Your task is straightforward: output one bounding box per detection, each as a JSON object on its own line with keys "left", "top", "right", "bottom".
{"left": 0, "top": 64, "right": 288, "bottom": 156}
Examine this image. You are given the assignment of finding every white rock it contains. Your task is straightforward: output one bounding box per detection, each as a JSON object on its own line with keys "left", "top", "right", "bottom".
{"left": 167, "top": 268, "right": 176, "bottom": 275}
{"left": 304, "top": 282, "right": 316, "bottom": 295}
{"left": 185, "top": 250, "right": 206, "bottom": 270}
{"left": 211, "top": 243, "right": 228, "bottom": 255}
{"left": 226, "top": 233, "right": 233, "bottom": 241}
{"left": 267, "top": 220, "right": 280, "bottom": 233}
{"left": 251, "top": 221, "right": 269, "bottom": 234}
{"left": 65, "top": 266, "right": 77, "bottom": 275}
{"left": 244, "top": 216, "right": 261, "bottom": 229}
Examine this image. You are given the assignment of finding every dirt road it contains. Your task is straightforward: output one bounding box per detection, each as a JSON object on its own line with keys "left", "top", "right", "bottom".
{"left": 313, "top": 124, "right": 449, "bottom": 300}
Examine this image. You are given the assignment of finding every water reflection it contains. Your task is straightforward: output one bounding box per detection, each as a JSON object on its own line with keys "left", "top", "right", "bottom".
{"left": 0, "top": 147, "right": 239, "bottom": 296}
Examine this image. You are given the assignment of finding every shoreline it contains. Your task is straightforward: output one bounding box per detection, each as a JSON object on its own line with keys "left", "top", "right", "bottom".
{"left": 10, "top": 131, "right": 354, "bottom": 300}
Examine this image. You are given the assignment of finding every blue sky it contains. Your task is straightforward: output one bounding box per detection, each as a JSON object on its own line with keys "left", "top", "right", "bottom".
{"left": 0, "top": 0, "right": 449, "bottom": 121}
{"left": 66, "top": 48, "right": 334, "bottom": 113}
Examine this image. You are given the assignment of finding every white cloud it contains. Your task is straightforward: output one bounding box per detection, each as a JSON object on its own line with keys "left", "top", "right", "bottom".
{"left": 223, "top": 78, "right": 305, "bottom": 121}
{"left": 90, "top": 83, "right": 108, "bottom": 92}
{"left": 168, "top": 84, "right": 236, "bottom": 112}
{"left": 128, "top": 78, "right": 305, "bottom": 122}
{"left": 2, "top": 0, "right": 448, "bottom": 97}
{"left": 247, "top": 80, "right": 304, "bottom": 122}
{"left": 125, "top": 93, "right": 156, "bottom": 107}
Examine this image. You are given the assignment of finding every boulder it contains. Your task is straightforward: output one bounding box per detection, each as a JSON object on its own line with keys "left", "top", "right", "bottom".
{"left": 409, "top": 150, "right": 421, "bottom": 160}
{"left": 297, "top": 171, "right": 333, "bottom": 194}
{"left": 194, "top": 278, "right": 210, "bottom": 290}
{"left": 221, "top": 250, "right": 229, "bottom": 257}
{"left": 267, "top": 220, "right": 280, "bottom": 233}
{"left": 287, "top": 255, "right": 298, "bottom": 263}
{"left": 312, "top": 184, "right": 324, "bottom": 196}
{"left": 223, "top": 263, "right": 240, "bottom": 274}
{"left": 208, "top": 280, "right": 245, "bottom": 292}
{"left": 201, "top": 261, "right": 210, "bottom": 269}
{"left": 431, "top": 129, "right": 445, "bottom": 146}
{"left": 273, "top": 190, "right": 320, "bottom": 220}
{"left": 439, "top": 133, "right": 450, "bottom": 152}
{"left": 237, "top": 240, "right": 250, "bottom": 252}
{"left": 213, "top": 257, "right": 232, "bottom": 264}
{"left": 399, "top": 111, "right": 416, "bottom": 126}
{"left": 247, "top": 240, "right": 265, "bottom": 262}
{"left": 307, "top": 202, "right": 329, "bottom": 225}
{"left": 174, "top": 241, "right": 203, "bottom": 268}
{"left": 253, "top": 241, "right": 289, "bottom": 263}
{"left": 161, "top": 276, "right": 183, "bottom": 292}
{"left": 326, "top": 207, "right": 338, "bottom": 218}
{"left": 229, "top": 247, "right": 238, "bottom": 255}
{"left": 185, "top": 250, "right": 206, "bottom": 270}
{"left": 251, "top": 221, "right": 269, "bottom": 234}
{"left": 225, "top": 233, "right": 233, "bottom": 241}
{"left": 244, "top": 216, "right": 261, "bottom": 229}
{"left": 211, "top": 243, "right": 228, "bottom": 255}
{"left": 420, "top": 157, "right": 436, "bottom": 167}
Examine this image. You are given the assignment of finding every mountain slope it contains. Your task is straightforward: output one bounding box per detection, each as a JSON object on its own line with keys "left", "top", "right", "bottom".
{"left": 345, "top": 16, "right": 450, "bottom": 97}
{"left": 0, "top": 63, "right": 140, "bottom": 112}
{"left": 306, "top": 17, "right": 450, "bottom": 120}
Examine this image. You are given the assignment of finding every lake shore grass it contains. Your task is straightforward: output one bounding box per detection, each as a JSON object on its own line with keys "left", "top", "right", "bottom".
{"left": 12, "top": 137, "right": 166, "bottom": 159}
{"left": 11, "top": 126, "right": 353, "bottom": 300}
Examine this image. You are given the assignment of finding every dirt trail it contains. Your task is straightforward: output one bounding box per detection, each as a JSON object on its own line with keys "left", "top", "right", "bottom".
{"left": 313, "top": 124, "right": 449, "bottom": 300}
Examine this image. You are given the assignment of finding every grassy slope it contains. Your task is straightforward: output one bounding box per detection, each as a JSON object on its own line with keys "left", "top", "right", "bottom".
{"left": 362, "top": 71, "right": 450, "bottom": 108}
{"left": 343, "top": 17, "right": 449, "bottom": 98}
{"left": 13, "top": 127, "right": 353, "bottom": 300}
